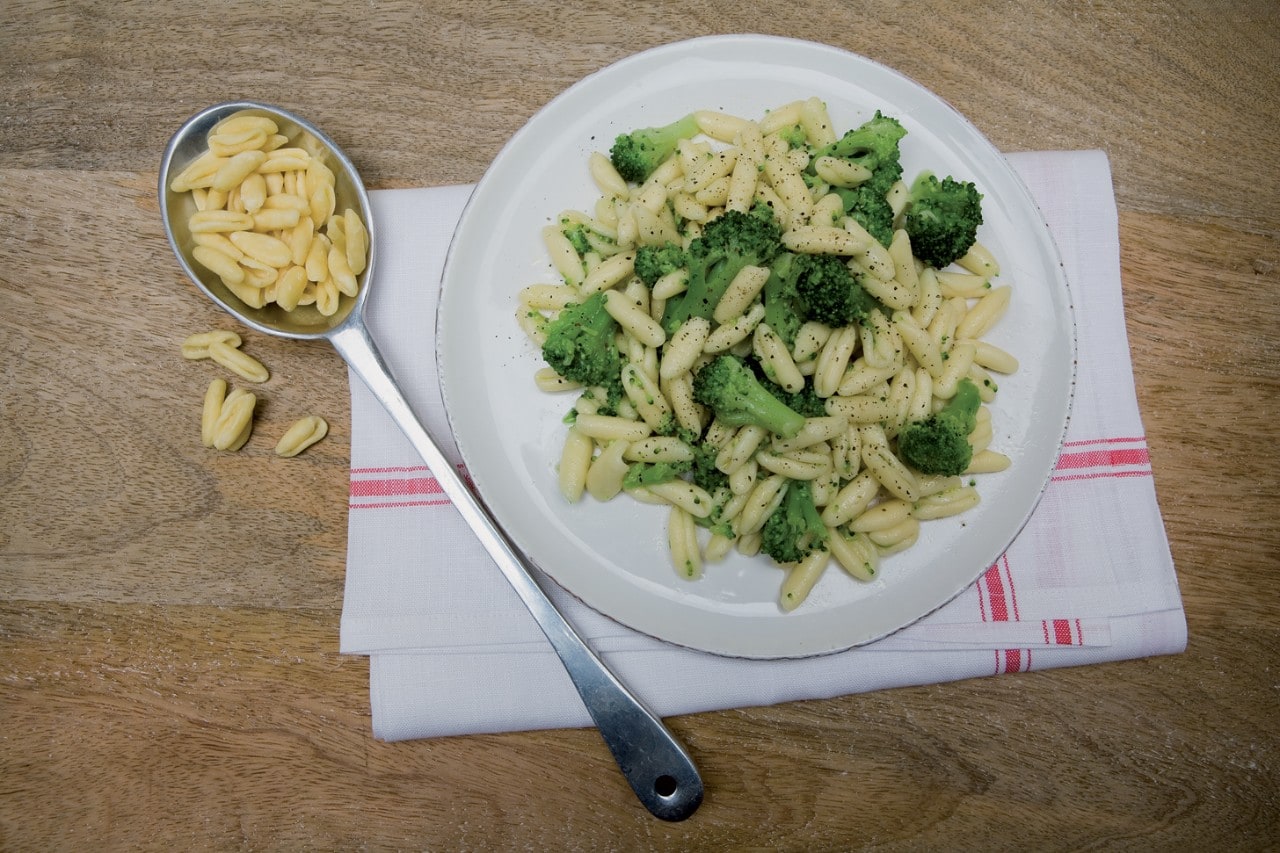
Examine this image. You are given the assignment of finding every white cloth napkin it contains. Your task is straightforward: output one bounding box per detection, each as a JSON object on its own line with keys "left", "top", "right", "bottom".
{"left": 340, "top": 151, "right": 1186, "bottom": 741}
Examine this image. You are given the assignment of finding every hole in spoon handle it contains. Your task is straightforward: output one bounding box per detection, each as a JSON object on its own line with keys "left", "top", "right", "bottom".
{"left": 555, "top": 630, "right": 702, "bottom": 820}
{"left": 593, "top": 705, "right": 704, "bottom": 821}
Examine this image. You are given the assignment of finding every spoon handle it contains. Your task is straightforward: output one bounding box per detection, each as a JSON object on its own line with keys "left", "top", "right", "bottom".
{"left": 330, "top": 322, "right": 704, "bottom": 821}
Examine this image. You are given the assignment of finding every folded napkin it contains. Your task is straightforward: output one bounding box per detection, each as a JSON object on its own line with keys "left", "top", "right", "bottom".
{"left": 340, "top": 151, "right": 1186, "bottom": 741}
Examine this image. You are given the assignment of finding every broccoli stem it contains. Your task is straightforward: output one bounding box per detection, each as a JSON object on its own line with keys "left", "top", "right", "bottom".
{"left": 609, "top": 113, "right": 701, "bottom": 184}
{"left": 662, "top": 254, "right": 740, "bottom": 333}
{"left": 731, "top": 384, "right": 805, "bottom": 438}
{"left": 762, "top": 252, "right": 804, "bottom": 347}
{"left": 692, "top": 355, "right": 807, "bottom": 438}
{"left": 937, "top": 378, "right": 981, "bottom": 433}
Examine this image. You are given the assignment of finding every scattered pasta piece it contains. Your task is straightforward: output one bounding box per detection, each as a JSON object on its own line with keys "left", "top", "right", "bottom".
{"left": 275, "top": 416, "right": 329, "bottom": 458}
{"left": 185, "top": 329, "right": 331, "bottom": 456}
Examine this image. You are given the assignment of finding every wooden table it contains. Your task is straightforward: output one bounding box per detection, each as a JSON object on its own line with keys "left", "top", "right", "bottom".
{"left": 3, "top": 2, "right": 1277, "bottom": 848}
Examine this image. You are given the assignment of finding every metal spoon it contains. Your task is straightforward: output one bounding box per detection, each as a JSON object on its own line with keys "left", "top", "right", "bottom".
{"left": 158, "top": 100, "right": 703, "bottom": 821}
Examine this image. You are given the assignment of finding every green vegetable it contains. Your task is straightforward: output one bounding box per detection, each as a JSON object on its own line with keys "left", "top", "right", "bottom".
{"left": 812, "top": 111, "right": 907, "bottom": 247}
{"left": 902, "top": 172, "right": 984, "bottom": 268}
{"left": 759, "top": 480, "right": 828, "bottom": 565}
{"left": 661, "top": 208, "right": 783, "bottom": 334}
{"left": 694, "top": 486, "right": 738, "bottom": 540}
{"left": 761, "top": 251, "right": 806, "bottom": 348}
{"left": 633, "top": 242, "right": 688, "bottom": 287}
{"left": 561, "top": 223, "right": 593, "bottom": 257}
{"left": 897, "top": 378, "right": 982, "bottom": 475}
{"left": 691, "top": 354, "right": 806, "bottom": 439}
{"left": 813, "top": 111, "right": 907, "bottom": 180}
{"left": 793, "top": 252, "right": 885, "bottom": 329}
{"left": 831, "top": 184, "right": 897, "bottom": 248}
{"left": 540, "top": 291, "right": 624, "bottom": 409}
{"left": 609, "top": 113, "right": 701, "bottom": 183}
{"left": 774, "top": 123, "right": 809, "bottom": 149}
{"left": 623, "top": 461, "right": 690, "bottom": 490}
{"left": 688, "top": 439, "right": 729, "bottom": 494}
{"left": 758, "top": 374, "right": 827, "bottom": 419}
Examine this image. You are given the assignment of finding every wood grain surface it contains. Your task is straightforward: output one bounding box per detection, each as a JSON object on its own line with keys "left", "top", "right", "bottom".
{"left": 2, "top": 1, "right": 1278, "bottom": 849}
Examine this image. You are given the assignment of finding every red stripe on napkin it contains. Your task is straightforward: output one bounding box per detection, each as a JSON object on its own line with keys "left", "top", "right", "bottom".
{"left": 350, "top": 465, "right": 447, "bottom": 509}
{"left": 350, "top": 476, "right": 444, "bottom": 498}
{"left": 1043, "top": 617, "right": 1085, "bottom": 646}
{"left": 1052, "top": 436, "right": 1152, "bottom": 483}
{"left": 998, "top": 649, "right": 1032, "bottom": 674}
{"left": 1057, "top": 447, "right": 1149, "bottom": 469}
{"left": 348, "top": 465, "right": 472, "bottom": 510}
{"left": 978, "top": 555, "right": 1020, "bottom": 623}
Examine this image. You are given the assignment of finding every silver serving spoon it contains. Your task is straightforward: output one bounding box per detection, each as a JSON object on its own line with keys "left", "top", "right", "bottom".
{"left": 159, "top": 101, "right": 703, "bottom": 821}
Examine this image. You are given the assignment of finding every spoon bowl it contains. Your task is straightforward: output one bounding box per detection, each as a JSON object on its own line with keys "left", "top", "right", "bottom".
{"left": 158, "top": 101, "right": 703, "bottom": 821}
{"left": 158, "top": 100, "right": 375, "bottom": 339}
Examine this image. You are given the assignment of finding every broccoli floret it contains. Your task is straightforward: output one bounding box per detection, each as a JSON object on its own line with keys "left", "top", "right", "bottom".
{"left": 813, "top": 112, "right": 906, "bottom": 247}
{"left": 902, "top": 172, "right": 984, "bottom": 268}
{"left": 649, "top": 413, "right": 678, "bottom": 438}
{"left": 814, "top": 111, "right": 906, "bottom": 191}
{"left": 897, "top": 378, "right": 982, "bottom": 476}
{"left": 794, "top": 253, "right": 885, "bottom": 329}
{"left": 662, "top": 208, "right": 784, "bottom": 334}
{"left": 761, "top": 251, "right": 805, "bottom": 348}
{"left": 633, "top": 243, "right": 688, "bottom": 286}
{"left": 623, "top": 461, "right": 690, "bottom": 490}
{"left": 691, "top": 355, "right": 806, "bottom": 438}
{"left": 577, "top": 385, "right": 623, "bottom": 417}
{"left": 689, "top": 439, "right": 729, "bottom": 494}
{"left": 759, "top": 480, "right": 828, "bottom": 565}
{"left": 609, "top": 113, "right": 701, "bottom": 184}
{"left": 831, "top": 184, "right": 897, "bottom": 248}
{"left": 759, "top": 375, "right": 827, "bottom": 419}
{"left": 540, "top": 291, "right": 624, "bottom": 406}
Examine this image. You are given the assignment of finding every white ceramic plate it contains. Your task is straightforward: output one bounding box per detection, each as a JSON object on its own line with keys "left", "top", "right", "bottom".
{"left": 437, "top": 35, "right": 1075, "bottom": 659}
